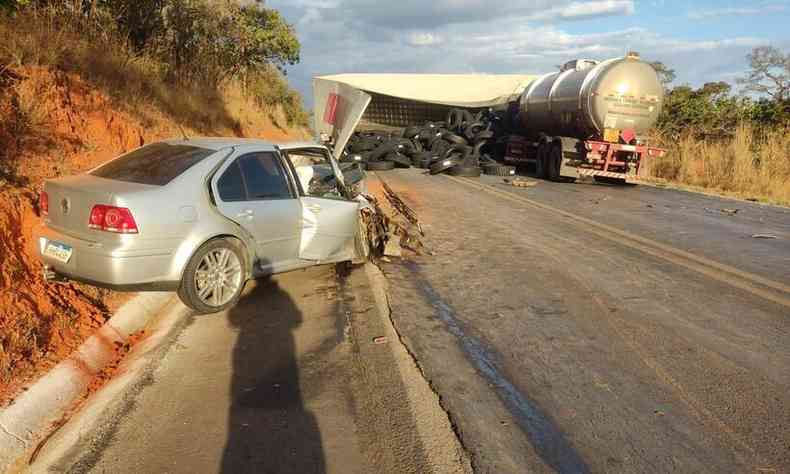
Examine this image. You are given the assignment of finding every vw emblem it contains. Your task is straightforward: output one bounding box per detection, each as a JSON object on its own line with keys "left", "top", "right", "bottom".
{"left": 60, "top": 198, "right": 70, "bottom": 215}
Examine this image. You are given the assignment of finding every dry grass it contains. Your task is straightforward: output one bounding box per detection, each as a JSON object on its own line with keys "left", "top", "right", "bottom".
{"left": 646, "top": 125, "right": 790, "bottom": 206}
{"left": 0, "top": 7, "right": 308, "bottom": 135}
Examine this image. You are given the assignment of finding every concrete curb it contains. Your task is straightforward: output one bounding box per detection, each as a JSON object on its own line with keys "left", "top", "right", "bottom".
{"left": 0, "top": 292, "right": 174, "bottom": 473}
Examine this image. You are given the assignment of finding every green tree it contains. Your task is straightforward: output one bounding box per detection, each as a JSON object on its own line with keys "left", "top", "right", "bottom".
{"left": 737, "top": 46, "right": 789, "bottom": 101}
{"left": 649, "top": 61, "right": 676, "bottom": 89}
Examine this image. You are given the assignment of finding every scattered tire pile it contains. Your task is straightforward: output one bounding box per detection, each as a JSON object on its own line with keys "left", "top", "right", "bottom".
{"left": 341, "top": 109, "right": 516, "bottom": 177}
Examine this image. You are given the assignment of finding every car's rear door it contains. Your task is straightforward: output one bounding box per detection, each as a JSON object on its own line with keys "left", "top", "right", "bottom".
{"left": 211, "top": 146, "right": 302, "bottom": 272}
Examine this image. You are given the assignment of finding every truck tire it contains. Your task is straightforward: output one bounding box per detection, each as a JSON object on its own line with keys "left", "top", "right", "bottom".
{"left": 535, "top": 143, "right": 548, "bottom": 179}
{"left": 547, "top": 143, "right": 562, "bottom": 181}
{"left": 178, "top": 238, "right": 246, "bottom": 314}
{"left": 548, "top": 144, "right": 576, "bottom": 183}
{"left": 366, "top": 160, "right": 396, "bottom": 171}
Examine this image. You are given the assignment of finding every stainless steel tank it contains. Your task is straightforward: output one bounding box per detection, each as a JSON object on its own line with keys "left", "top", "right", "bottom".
{"left": 518, "top": 53, "right": 664, "bottom": 139}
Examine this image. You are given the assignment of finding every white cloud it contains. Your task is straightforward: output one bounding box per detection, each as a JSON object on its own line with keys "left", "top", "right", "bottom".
{"left": 688, "top": 3, "right": 787, "bottom": 19}
{"left": 557, "top": 0, "right": 635, "bottom": 19}
{"left": 267, "top": 0, "right": 773, "bottom": 106}
{"left": 408, "top": 32, "right": 444, "bottom": 46}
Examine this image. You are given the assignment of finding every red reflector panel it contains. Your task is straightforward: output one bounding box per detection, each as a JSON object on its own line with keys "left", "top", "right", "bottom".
{"left": 88, "top": 205, "right": 138, "bottom": 233}
{"left": 39, "top": 191, "right": 49, "bottom": 216}
{"left": 323, "top": 93, "right": 338, "bottom": 125}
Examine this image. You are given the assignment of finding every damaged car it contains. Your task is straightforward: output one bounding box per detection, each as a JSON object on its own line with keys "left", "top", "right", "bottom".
{"left": 34, "top": 139, "right": 370, "bottom": 313}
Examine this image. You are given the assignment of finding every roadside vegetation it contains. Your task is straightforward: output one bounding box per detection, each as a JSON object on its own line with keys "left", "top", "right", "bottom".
{"left": 0, "top": 0, "right": 308, "bottom": 399}
{"left": 647, "top": 47, "right": 790, "bottom": 205}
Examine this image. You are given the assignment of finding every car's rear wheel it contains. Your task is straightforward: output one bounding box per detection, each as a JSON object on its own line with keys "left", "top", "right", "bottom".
{"left": 179, "top": 238, "right": 246, "bottom": 314}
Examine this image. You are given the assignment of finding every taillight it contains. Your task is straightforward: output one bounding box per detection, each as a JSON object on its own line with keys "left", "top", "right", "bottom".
{"left": 88, "top": 205, "right": 138, "bottom": 234}
{"left": 40, "top": 191, "right": 49, "bottom": 216}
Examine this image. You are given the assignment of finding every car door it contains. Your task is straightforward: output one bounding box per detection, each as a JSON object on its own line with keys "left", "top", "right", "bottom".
{"left": 212, "top": 147, "right": 302, "bottom": 272}
{"left": 282, "top": 146, "right": 360, "bottom": 262}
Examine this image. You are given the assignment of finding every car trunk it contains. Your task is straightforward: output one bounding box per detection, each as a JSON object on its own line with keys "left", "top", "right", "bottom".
{"left": 45, "top": 174, "right": 156, "bottom": 241}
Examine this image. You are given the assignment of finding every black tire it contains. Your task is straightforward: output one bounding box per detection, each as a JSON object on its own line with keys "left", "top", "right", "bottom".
{"left": 429, "top": 156, "right": 461, "bottom": 175}
{"left": 547, "top": 143, "right": 564, "bottom": 182}
{"left": 441, "top": 132, "right": 468, "bottom": 145}
{"left": 482, "top": 163, "right": 516, "bottom": 176}
{"left": 535, "top": 143, "right": 548, "bottom": 179}
{"left": 449, "top": 165, "right": 481, "bottom": 177}
{"left": 403, "top": 126, "right": 421, "bottom": 139}
{"left": 368, "top": 143, "right": 395, "bottom": 161}
{"left": 386, "top": 152, "right": 412, "bottom": 168}
{"left": 460, "top": 110, "right": 475, "bottom": 127}
{"left": 178, "top": 238, "right": 247, "bottom": 314}
{"left": 366, "top": 160, "right": 396, "bottom": 171}
{"left": 431, "top": 138, "right": 451, "bottom": 154}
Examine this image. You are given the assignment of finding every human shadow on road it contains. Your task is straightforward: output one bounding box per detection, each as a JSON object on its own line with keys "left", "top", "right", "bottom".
{"left": 221, "top": 273, "right": 325, "bottom": 474}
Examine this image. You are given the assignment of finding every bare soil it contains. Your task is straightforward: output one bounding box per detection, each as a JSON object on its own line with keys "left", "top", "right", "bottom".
{"left": 0, "top": 65, "right": 303, "bottom": 405}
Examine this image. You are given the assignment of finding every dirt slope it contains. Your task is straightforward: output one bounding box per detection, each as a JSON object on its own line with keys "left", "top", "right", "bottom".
{"left": 0, "top": 66, "right": 305, "bottom": 404}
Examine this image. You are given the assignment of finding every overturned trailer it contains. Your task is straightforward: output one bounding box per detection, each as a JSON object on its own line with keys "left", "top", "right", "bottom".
{"left": 313, "top": 52, "right": 665, "bottom": 183}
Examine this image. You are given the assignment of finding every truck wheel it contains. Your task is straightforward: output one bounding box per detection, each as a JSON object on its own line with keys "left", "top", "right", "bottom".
{"left": 179, "top": 238, "right": 246, "bottom": 314}
{"left": 535, "top": 143, "right": 547, "bottom": 179}
{"left": 547, "top": 144, "right": 562, "bottom": 181}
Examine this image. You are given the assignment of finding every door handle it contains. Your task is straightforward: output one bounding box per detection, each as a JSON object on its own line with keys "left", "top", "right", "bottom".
{"left": 306, "top": 204, "right": 322, "bottom": 213}
{"left": 236, "top": 209, "right": 253, "bottom": 218}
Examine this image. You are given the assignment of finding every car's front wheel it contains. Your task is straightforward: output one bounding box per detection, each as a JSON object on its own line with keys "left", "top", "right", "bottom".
{"left": 178, "top": 238, "right": 246, "bottom": 314}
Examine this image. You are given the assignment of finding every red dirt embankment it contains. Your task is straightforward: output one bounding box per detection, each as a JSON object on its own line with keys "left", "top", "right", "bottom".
{"left": 0, "top": 66, "right": 304, "bottom": 404}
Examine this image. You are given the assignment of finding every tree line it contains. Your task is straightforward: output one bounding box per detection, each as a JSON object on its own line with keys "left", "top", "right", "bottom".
{"left": 650, "top": 46, "right": 789, "bottom": 141}
{"left": 1, "top": 0, "right": 301, "bottom": 89}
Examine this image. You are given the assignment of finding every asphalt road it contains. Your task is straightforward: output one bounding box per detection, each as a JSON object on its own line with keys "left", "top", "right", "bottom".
{"left": 372, "top": 169, "right": 790, "bottom": 474}
{"left": 35, "top": 264, "right": 469, "bottom": 474}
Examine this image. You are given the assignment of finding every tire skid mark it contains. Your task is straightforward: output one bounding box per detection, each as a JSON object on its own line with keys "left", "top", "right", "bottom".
{"left": 402, "top": 260, "right": 591, "bottom": 474}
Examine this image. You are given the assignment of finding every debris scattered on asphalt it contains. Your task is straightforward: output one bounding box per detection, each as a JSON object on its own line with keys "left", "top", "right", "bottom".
{"left": 373, "top": 336, "right": 388, "bottom": 345}
{"left": 704, "top": 207, "right": 740, "bottom": 216}
{"left": 384, "top": 238, "right": 403, "bottom": 258}
{"left": 751, "top": 234, "right": 778, "bottom": 239}
{"left": 507, "top": 178, "right": 538, "bottom": 188}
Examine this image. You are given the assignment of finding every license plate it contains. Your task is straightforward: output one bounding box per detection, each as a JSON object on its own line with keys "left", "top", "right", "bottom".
{"left": 44, "top": 241, "right": 73, "bottom": 264}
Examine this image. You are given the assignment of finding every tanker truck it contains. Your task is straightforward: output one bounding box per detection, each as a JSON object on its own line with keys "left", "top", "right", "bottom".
{"left": 501, "top": 52, "right": 665, "bottom": 183}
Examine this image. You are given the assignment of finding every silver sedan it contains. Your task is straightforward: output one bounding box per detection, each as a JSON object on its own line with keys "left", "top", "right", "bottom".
{"left": 34, "top": 138, "right": 369, "bottom": 313}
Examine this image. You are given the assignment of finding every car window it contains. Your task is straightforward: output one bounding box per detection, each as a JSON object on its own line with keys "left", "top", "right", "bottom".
{"left": 237, "top": 152, "right": 293, "bottom": 200}
{"left": 285, "top": 149, "right": 345, "bottom": 200}
{"left": 92, "top": 143, "right": 214, "bottom": 186}
{"left": 217, "top": 161, "right": 246, "bottom": 202}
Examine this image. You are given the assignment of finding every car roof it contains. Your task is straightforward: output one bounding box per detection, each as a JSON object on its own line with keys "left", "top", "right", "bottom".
{"left": 160, "top": 137, "right": 325, "bottom": 152}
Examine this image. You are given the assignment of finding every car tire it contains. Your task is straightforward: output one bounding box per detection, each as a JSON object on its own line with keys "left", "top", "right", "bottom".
{"left": 449, "top": 165, "right": 481, "bottom": 177}
{"left": 441, "top": 132, "right": 468, "bottom": 145}
{"left": 366, "top": 160, "right": 396, "bottom": 171}
{"left": 178, "top": 238, "right": 247, "bottom": 314}
{"left": 385, "top": 152, "right": 412, "bottom": 168}
{"left": 429, "top": 156, "right": 461, "bottom": 175}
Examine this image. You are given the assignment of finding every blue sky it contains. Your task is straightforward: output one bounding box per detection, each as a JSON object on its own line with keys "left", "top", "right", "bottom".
{"left": 265, "top": 0, "right": 790, "bottom": 107}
